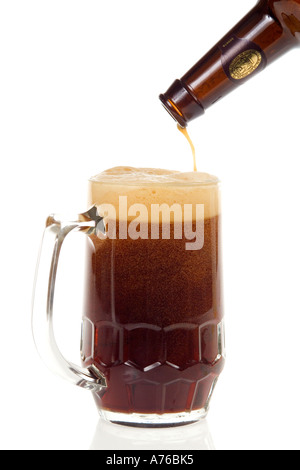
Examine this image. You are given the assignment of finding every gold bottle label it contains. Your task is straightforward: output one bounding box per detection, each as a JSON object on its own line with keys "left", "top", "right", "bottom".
{"left": 219, "top": 35, "right": 266, "bottom": 83}
{"left": 229, "top": 50, "right": 262, "bottom": 80}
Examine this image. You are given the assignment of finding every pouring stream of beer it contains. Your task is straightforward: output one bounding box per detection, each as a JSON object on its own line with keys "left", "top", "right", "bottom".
{"left": 177, "top": 125, "right": 197, "bottom": 172}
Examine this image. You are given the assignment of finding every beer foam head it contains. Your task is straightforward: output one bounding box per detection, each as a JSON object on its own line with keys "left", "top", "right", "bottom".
{"left": 88, "top": 167, "right": 220, "bottom": 220}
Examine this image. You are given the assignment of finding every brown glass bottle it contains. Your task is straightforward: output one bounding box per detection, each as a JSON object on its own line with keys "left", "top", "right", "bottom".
{"left": 159, "top": 0, "right": 300, "bottom": 127}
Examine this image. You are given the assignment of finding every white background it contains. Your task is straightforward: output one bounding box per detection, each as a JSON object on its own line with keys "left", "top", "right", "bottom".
{"left": 0, "top": 0, "right": 299, "bottom": 450}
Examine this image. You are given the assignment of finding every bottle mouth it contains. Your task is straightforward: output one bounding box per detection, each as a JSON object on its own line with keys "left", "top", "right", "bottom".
{"left": 159, "top": 80, "right": 205, "bottom": 127}
{"left": 159, "top": 94, "right": 187, "bottom": 128}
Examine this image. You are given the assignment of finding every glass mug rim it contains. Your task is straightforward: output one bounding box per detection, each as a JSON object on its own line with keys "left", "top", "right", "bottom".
{"left": 89, "top": 173, "right": 220, "bottom": 188}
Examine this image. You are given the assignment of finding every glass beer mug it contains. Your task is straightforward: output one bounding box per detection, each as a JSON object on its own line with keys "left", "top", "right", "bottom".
{"left": 32, "top": 167, "right": 225, "bottom": 427}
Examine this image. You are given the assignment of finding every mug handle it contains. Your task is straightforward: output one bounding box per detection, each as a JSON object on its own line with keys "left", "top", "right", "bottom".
{"left": 32, "top": 206, "right": 107, "bottom": 393}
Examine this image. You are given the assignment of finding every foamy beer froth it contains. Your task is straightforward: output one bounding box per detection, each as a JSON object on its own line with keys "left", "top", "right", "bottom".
{"left": 88, "top": 166, "right": 220, "bottom": 217}
{"left": 81, "top": 167, "right": 225, "bottom": 424}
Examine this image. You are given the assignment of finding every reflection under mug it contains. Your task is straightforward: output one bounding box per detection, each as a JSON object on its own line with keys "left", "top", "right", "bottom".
{"left": 90, "top": 419, "right": 215, "bottom": 450}
{"left": 32, "top": 167, "right": 225, "bottom": 427}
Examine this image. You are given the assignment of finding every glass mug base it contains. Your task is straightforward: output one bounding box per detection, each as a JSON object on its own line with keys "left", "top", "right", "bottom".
{"left": 95, "top": 376, "right": 220, "bottom": 427}
{"left": 99, "top": 407, "right": 209, "bottom": 428}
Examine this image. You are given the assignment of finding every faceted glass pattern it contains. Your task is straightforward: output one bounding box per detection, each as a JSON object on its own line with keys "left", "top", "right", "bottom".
{"left": 81, "top": 318, "right": 225, "bottom": 415}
